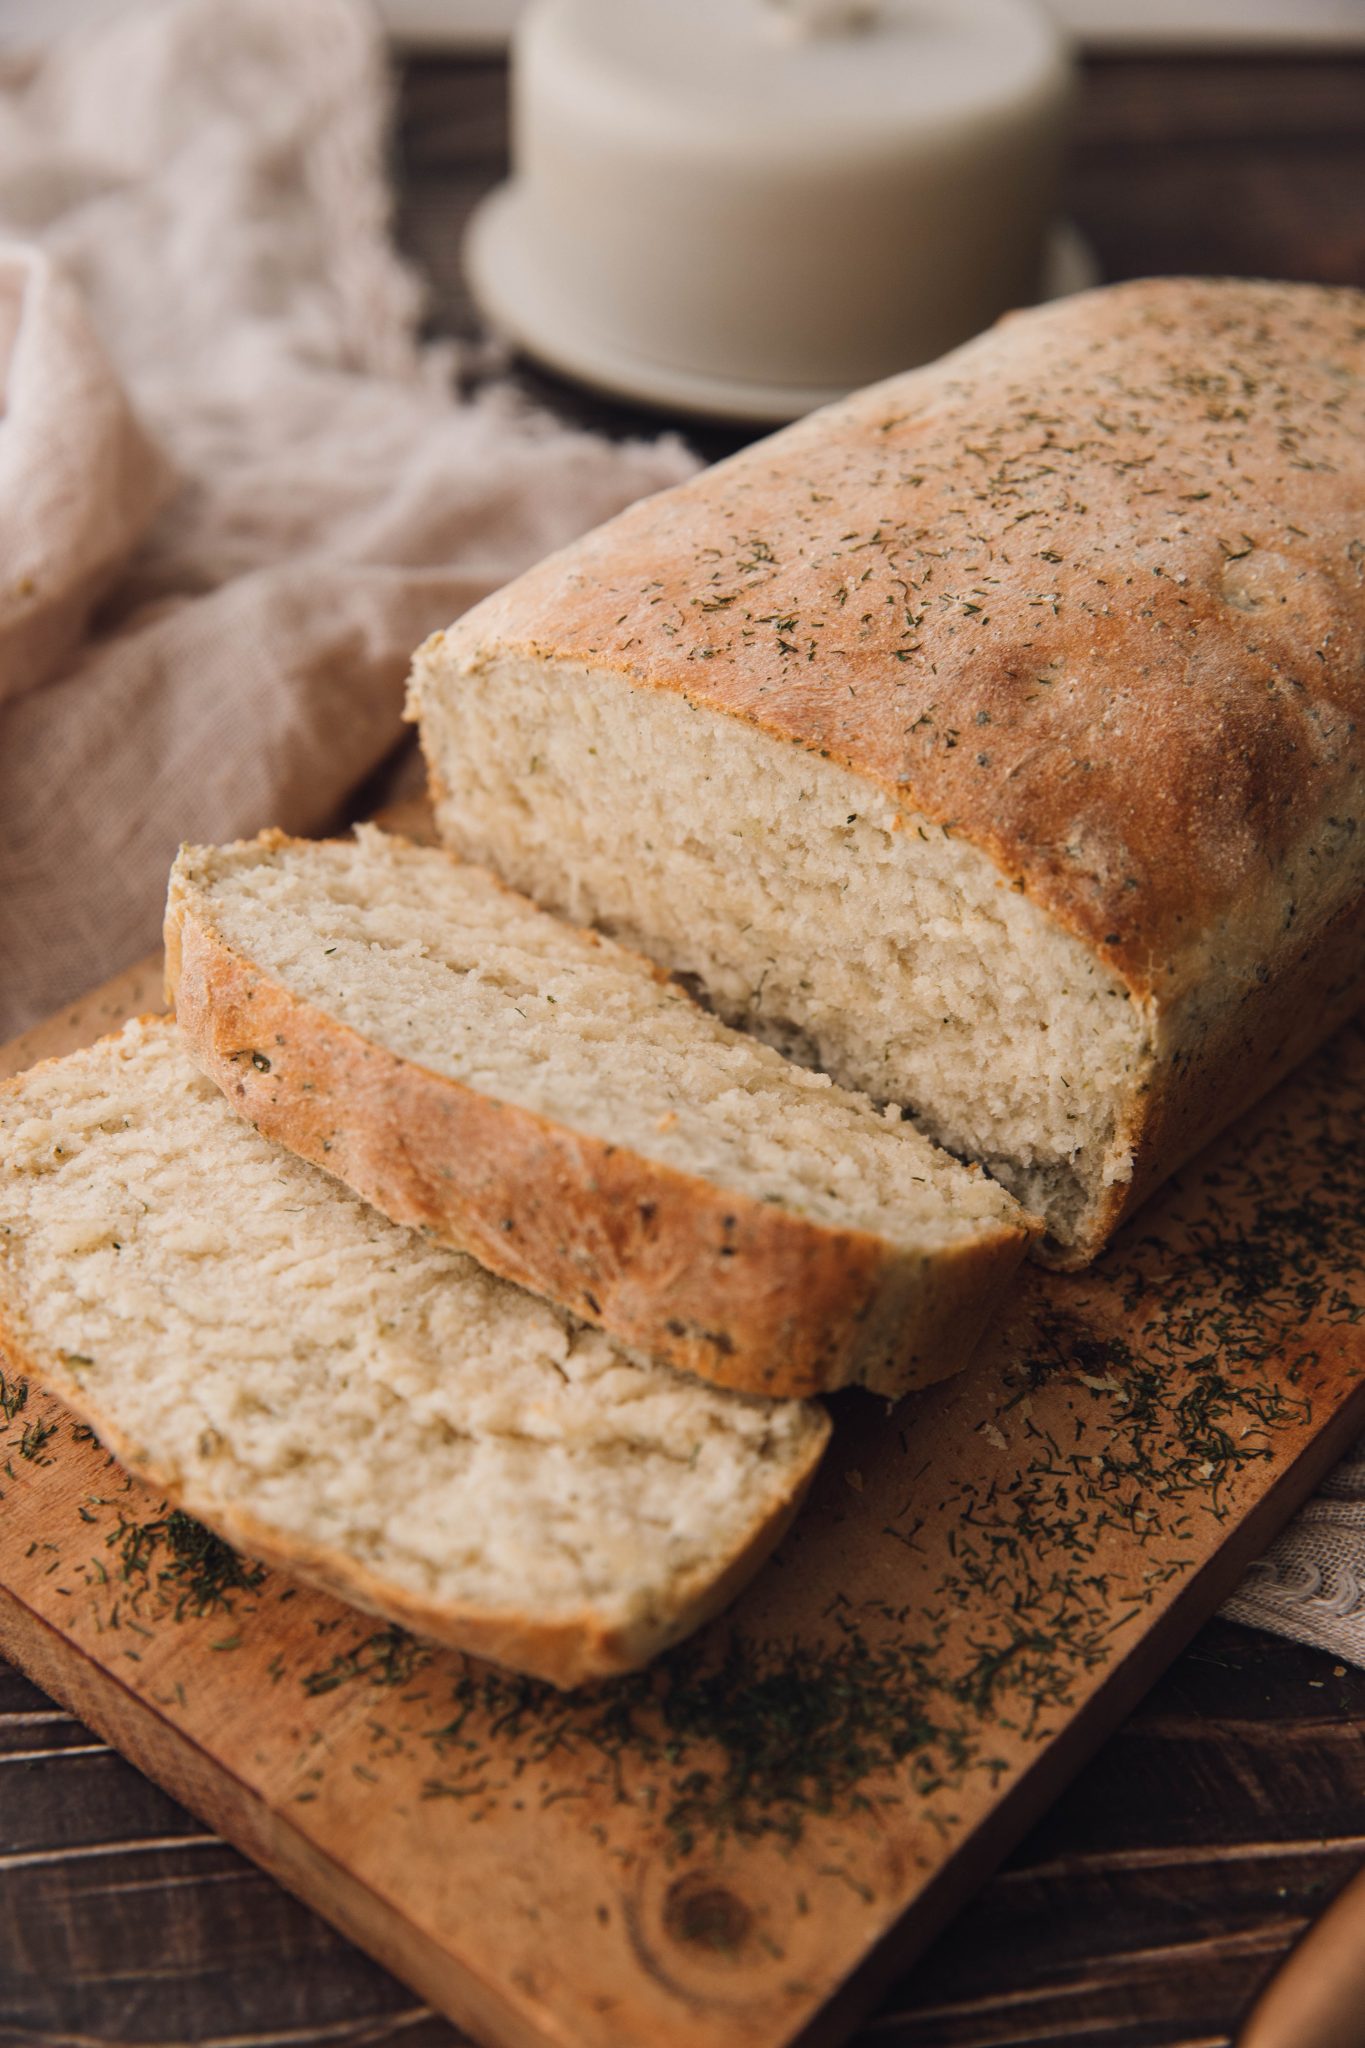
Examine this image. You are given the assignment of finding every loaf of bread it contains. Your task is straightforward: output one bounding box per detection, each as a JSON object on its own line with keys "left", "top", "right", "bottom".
{"left": 409, "top": 278, "right": 1365, "bottom": 1264}
{"left": 0, "top": 1018, "right": 828, "bottom": 1686}
{"left": 166, "top": 827, "right": 1031, "bottom": 1398}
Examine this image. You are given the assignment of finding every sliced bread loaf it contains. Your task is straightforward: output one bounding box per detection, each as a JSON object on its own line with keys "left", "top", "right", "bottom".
{"left": 166, "top": 828, "right": 1034, "bottom": 1399}
{"left": 0, "top": 1017, "right": 828, "bottom": 1687}
{"left": 408, "top": 278, "right": 1365, "bottom": 1266}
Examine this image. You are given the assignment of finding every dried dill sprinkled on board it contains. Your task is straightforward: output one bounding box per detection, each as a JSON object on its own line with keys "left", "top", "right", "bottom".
{"left": 293, "top": 1609, "right": 983, "bottom": 1849}
{"left": 108, "top": 1507, "right": 266, "bottom": 1621}
{"left": 348, "top": 1620, "right": 1015, "bottom": 1853}
{"left": 18, "top": 1417, "right": 58, "bottom": 1462}
{"left": 302, "top": 1625, "right": 428, "bottom": 1697}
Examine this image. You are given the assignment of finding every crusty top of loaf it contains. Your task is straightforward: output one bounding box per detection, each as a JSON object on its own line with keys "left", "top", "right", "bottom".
{"left": 434, "top": 278, "right": 1365, "bottom": 1003}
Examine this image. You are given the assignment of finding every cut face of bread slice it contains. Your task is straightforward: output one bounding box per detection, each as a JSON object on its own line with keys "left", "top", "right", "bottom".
{"left": 0, "top": 1018, "right": 829, "bottom": 1687}
{"left": 412, "top": 657, "right": 1149, "bottom": 1262}
{"left": 166, "top": 829, "right": 1034, "bottom": 1398}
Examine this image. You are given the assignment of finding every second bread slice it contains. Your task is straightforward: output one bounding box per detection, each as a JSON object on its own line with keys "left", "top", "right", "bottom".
{"left": 167, "top": 828, "right": 1033, "bottom": 1397}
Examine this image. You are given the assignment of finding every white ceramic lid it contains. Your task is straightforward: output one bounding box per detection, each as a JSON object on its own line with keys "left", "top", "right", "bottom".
{"left": 471, "top": 0, "right": 1079, "bottom": 413}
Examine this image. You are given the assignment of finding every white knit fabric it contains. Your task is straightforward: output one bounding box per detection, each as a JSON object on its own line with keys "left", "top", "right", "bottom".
{"left": 0, "top": 0, "right": 695, "bottom": 1039}
{"left": 1223, "top": 1433, "right": 1365, "bottom": 1663}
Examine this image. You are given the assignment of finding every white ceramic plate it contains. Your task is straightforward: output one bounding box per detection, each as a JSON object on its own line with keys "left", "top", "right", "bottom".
{"left": 465, "top": 185, "right": 1101, "bottom": 425}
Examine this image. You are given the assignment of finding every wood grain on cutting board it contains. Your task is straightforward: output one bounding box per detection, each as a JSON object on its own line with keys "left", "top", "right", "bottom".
{"left": 1, "top": 933, "right": 1363, "bottom": 2048}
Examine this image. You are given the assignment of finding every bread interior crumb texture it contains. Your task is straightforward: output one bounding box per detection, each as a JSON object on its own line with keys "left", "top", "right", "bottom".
{"left": 417, "top": 661, "right": 1149, "bottom": 1243}
{"left": 0, "top": 1019, "right": 826, "bottom": 1658}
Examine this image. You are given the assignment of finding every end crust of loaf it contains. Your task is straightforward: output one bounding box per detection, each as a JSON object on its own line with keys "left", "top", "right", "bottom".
{"left": 0, "top": 1019, "right": 829, "bottom": 1688}
{"left": 407, "top": 277, "right": 1365, "bottom": 1266}
{"left": 165, "top": 830, "right": 1033, "bottom": 1399}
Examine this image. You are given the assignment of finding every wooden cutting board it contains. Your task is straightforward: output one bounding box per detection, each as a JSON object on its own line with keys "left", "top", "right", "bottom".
{"left": 2, "top": 950, "right": 1364, "bottom": 2048}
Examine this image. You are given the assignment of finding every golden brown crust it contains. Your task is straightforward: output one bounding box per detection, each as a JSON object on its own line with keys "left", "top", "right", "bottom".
{"left": 423, "top": 277, "right": 1365, "bottom": 1260}
{"left": 166, "top": 837, "right": 1032, "bottom": 1398}
{"left": 431, "top": 277, "right": 1365, "bottom": 1004}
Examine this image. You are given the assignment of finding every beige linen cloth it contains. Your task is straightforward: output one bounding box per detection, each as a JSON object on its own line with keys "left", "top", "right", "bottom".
{"left": 0, "top": 0, "right": 1360, "bottom": 1679}
{"left": 0, "top": 0, "right": 694, "bottom": 1039}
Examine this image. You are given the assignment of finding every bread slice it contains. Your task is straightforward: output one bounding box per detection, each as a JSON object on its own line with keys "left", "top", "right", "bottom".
{"left": 165, "top": 828, "right": 1034, "bottom": 1399}
{"left": 0, "top": 1017, "right": 828, "bottom": 1687}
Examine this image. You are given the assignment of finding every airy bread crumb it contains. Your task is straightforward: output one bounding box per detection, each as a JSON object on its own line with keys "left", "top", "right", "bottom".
{"left": 413, "top": 659, "right": 1145, "bottom": 1244}
{"left": 0, "top": 1018, "right": 828, "bottom": 1686}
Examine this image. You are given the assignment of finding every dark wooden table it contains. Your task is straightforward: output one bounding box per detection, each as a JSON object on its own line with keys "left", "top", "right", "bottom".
{"left": 6, "top": 47, "right": 1365, "bottom": 2048}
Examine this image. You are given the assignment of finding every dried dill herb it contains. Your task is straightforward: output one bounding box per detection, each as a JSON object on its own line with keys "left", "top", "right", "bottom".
{"left": 384, "top": 1624, "right": 1007, "bottom": 1854}
{"left": 302, "top": 1625, "right": 428, "bottom": 1697}
{"left": 626, "top": 1631, "right": 970, "bottom": 1852}
{"left": 18, "top": 1417, "right": 57, "bottom": 1461}
{"left": 108, "top": 1508, "right": 265, "bottom": 1621}
{"left": 0, "top": 1370, "right": 27, "bottom": 1423}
